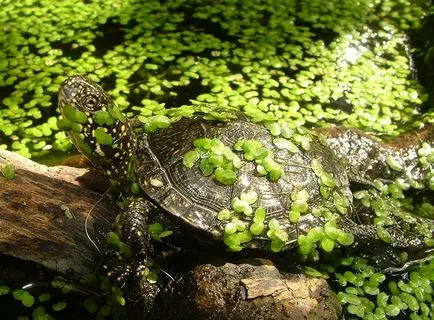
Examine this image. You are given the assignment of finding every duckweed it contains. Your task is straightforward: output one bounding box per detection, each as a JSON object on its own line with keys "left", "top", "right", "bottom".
{"left": 83, "top": 298, "right": 99, "bottom": 313}
{"left": 0, "top": 0, "right": 433, "bottom": 318}
{"left": 1, "top": 163, "right": 16, "bottom": 180}
{"left": 215, "top": 168, "right": 238, "bottom": 186}
{"left": 185, "top": 136, "right": 286, "bottom": 184}
{"left": 334, "top": 256, "right": 434, "bottom": 319}
{"left": 32, "top": 306, "right": 54, "bottom": 320}
{"left": 106, "top": 231, "right": 133, "bottom": 259}
{"left": 38, "top": 293, "right": 51, "bottom": 302}
{"left": 0, "top": 285, "right": 10, "bottom": 295}
{"left": 218, "top": 188, "right": 306, "bottom": 252}
{"left": 12, "top": 289, "right": 35, "bottom": 307}
{"left": 183, "top": 137, "right": 241, "bottom": 185}
{"left": 298, "top": 220, "right": 355, "bottom": 257}
{"left": 94, "top": 127, "right": 113, "bottom": 145}
{"left": 235, "top": 139, "right": 283, "bottom": 181}
{"left": 138, "top": 115, "right": 171, "bottom": 133}
{"left": 386, "top": 154, "right": 404, "bottom": 172}
{"left": 93, "top": 111, "right": 115, "bottom": 126}
{"left": 267, "top": 218, "right": 289, "bottom": 252}
{"left": 148, "top": 223, "right": 173, "bottom": 242}
{"left": 52, "top": 300, "right": 67, "bottom": 312}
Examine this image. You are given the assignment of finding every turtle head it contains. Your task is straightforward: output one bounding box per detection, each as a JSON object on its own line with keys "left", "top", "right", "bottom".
{"left": 58, "top": 75, "right": 137, "bottom": 182}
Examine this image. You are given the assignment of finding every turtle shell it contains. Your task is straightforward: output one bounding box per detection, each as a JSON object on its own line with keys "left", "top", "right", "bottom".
{"left": 135, "top": 117, "right": 351, "bottom": 245}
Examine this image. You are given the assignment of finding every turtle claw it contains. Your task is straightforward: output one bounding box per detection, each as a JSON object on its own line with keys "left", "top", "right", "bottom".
{"left": 102, "top": 255, "right": 133, "bottom": 285}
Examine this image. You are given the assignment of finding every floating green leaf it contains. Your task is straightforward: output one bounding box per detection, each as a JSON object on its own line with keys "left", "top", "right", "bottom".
{"left": 0, "top": 285, "right": 10, "bottom": 295}
{"left": 52, "top": 301, "right": 67, "bottom": 311}
{"left": 83, "top": 299, "right": 98, "bottom": 313}
{"left": 38, "top": 293, "right": 51, "bottom": 302}
{"left": 13, "top": 289, "right": 35, "bottom": 307}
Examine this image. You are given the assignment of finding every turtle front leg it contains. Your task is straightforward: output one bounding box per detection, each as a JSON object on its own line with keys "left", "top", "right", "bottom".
{"left": 104, "top": 197, "right": 160, "bottom": 284}
{"left": 117, "top": 198, "right": 158, "bottom": 276}
{"left": 103, "top": 198, "right": 161, "bottom": 315}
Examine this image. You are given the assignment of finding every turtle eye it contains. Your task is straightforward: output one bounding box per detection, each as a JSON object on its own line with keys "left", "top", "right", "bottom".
{"left": 84, "top": 94, "right": 99, "bottom": 109}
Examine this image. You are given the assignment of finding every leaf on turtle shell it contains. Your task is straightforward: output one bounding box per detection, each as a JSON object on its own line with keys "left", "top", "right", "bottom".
{"left": 270, "top": 239, "right": 285, "bottom": 252}
{"left": 289, "top": 209, "right": 300, "bottom": 223}
{"left": 376, "top": 226, "right": 392, "bottom": 243}
{"left": 249, "top": 222, "right": 264, "bottom": 235}
{"left": 183, "top": 150, "right": 200, "bottom": 168}
{"left": 215, "top": 167, "right": 237, "bottom": 185}
{"left": 225, "top": 223, "right": 237, "bottom": 234}
{"left": 253, "top": 207, "right": 266, "bottom": 222}
{"left": 268, "top": 167, "right": 282, "bottom": 181}
{"left": 240, "top": 191, "right": 258, "bottom": 204}
{"left": 199, "top": 158, "right": 214, "bottom": 176}
{"left": 217, "top": 209, "right": 232, "bottom": 221}
{"left": 336, "top": 231, "right": 354, "bottom": 246}
{"left": 273, "top": 137, "right": 299, "bottom": 152}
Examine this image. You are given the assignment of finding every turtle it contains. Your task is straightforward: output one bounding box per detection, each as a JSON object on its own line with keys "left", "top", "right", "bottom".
{"left": 57, "top": 75, "right": 432, "bottom": 278}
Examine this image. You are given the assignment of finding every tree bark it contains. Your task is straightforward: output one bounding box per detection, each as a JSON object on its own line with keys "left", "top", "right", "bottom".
{"left": 0, "top": 149, "right": 116, "bottom": 278}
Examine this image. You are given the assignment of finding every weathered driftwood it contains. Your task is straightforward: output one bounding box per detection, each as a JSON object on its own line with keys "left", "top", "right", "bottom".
{"left": 0, "top": 149, "right": 116, "bottom": 277}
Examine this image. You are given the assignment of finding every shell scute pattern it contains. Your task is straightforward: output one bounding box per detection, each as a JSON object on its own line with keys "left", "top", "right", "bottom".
{"left": 136, "top": 117, "right": 351, "bottom": 237}
{"left": 135, "top": 118, "right": 234, "bottom": 236}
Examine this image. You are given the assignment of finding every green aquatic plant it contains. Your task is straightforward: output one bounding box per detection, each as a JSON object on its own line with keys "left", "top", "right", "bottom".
{"left": 0, "top": 275, "right": 127, "bottom": 320}
{"left": 0, "top": 0, "right": 431, "bottom": 159}
{"left": 13, "top": 289, "right": 35, "bottom": 308}
{"left": 233, "top": 139, "right": 283, "bottom": 181}
{"left": 148, "top": 222, "right": 173, "bottom": 242}
{"left": 0, "top": 0, "right": 433, "bottom": 319}
{"left": 183, "top": 137, "right": 242, "bottom": 185}
{"left": 335, "top": 257, "right": 434, "bottom": 320}
{"left": 1, "top": 162, "right": 15, "bottom": 180}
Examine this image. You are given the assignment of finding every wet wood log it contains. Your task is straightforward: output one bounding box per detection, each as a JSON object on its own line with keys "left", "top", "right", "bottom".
{"left": 0, "top": 149, "right": 116, "bottom": 278}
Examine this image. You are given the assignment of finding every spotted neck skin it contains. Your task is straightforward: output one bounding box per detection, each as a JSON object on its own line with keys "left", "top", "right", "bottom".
{"left": 58, "top": 75, "right": 137, "bottom": 185}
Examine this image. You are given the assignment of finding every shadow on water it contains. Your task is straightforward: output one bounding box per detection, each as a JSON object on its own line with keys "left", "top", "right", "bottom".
{"left": 0, "top": 255, "right": 97, "bottom": 319}
{"left": 411, "top": 12, "right": 434, "bottom": 112}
